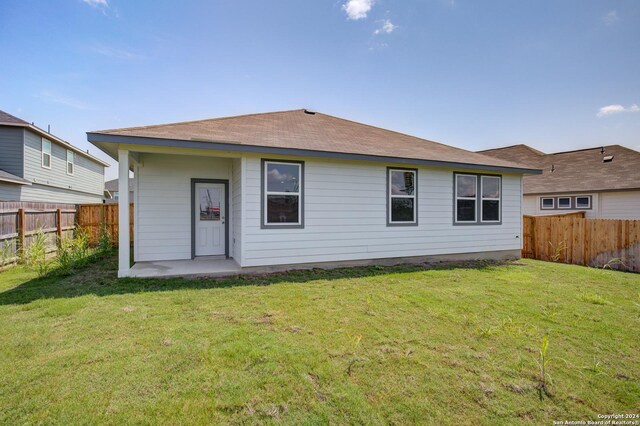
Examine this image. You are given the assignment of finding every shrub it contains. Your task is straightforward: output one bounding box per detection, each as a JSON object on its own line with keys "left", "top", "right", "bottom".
{"left": 55, "top": 227, "right": 93, "bottom": 274}
{"left": 97, "top": 222, "right": 113, "bottom": 254}
{"left": 0, "top": 241, "right": 14, "bottom": 269}
{"left": 22, "top": 228, "right": 50, "bottom": 276}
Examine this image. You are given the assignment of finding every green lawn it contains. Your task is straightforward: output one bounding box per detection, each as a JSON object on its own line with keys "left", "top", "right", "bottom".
{"left": 0, "top": 257, "right": 638, "bottom": 425}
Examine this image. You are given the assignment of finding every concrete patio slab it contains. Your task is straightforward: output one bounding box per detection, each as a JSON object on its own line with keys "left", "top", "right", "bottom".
{"left": 129, "top": 257, "right": 241, "bottom": 278}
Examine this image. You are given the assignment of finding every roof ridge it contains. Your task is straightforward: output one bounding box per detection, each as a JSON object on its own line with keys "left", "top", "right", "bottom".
{"left": 548, "top": 144, "right": 632, "bottom": 155}
{"left": 479, "top": 144, "right": 545, "bottom": 155}
{"left": 91, "top": 109, "right": 306, "bottom": 134}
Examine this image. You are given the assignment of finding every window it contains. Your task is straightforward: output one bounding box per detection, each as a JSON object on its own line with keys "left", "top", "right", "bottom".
{"left": 575, "top": 196, "right": 591, "bottom": 209}
{"left": 66, "top": 150, "right": 74, "bottom": 175}
{"left": 481, "top": 176, "right": 501, "bottom": 222}
{"left": 541, "top": 198, "right": 555, "bottom": 209}
{"left": 455, "top": 174, "right": 477, "bottom": 222}
{"left": 262, "top": 160, "right": 303, "bottom": 228}
{"left": 455, "top": 173, "right": 501, "bottom": 224}
{"left": 113, "top": 191, "right": 119, "bottom": 201}
{"left": 388, "top": 168, "right": 417, "bottom": 225}
{"left": 557, "top": 197, "right": 571, "bottom": 209}
{"left": 41, "top": 138, "right": 51, "bottom": 169}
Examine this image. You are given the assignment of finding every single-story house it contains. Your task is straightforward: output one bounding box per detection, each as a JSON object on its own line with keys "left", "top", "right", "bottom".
{"left": 87, "top": 109, "right": 540, "bottom": 278}
{"left": 0, "top": 110, "right": 108, "bottom": 203}
{"left": 479, "top": 144, "right": 640, "bottom": 219}
{"left": 104, "top": 177, "right": 134, "bottom": 204}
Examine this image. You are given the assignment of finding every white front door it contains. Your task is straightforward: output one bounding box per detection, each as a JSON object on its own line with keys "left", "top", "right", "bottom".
{"left": 194, "top": 182, "right": 226, "bottom": 256}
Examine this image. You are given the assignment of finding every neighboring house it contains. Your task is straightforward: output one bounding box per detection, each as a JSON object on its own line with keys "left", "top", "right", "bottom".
{"left": 0, "top": 110, "right": 108, "bottom": 203}
{"left": 479, "top": 144, "right": 640, "bottom": 219}
{"left": 87, "top": 109, "right": 540, "bottom": 278}
{"left": 104, "top": 178, "right": 134, "bottom": 203}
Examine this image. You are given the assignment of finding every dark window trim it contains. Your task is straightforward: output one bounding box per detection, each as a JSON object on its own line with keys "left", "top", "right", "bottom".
{"left": 386, "top": 167, "right": 418, "bottom": 226}
{"left": 453, "top": 172, "right": 503, "bottom": 226}
{"left": 539, "top": 195, "right": 592, "bottom": 210}
{"left": 191, "top": 178, "right": 230, "bottom": 259}
{"left": 261, "top": 159, "right": 305, "bottom": 229}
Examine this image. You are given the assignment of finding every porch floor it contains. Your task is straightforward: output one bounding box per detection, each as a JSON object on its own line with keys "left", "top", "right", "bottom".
{"left": 128, "top": 257, "right": 241, "bottom": 278}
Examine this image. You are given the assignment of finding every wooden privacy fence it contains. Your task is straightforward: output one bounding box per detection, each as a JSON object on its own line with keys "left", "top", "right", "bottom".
{"left": 523, "top": 213, "right": 640, "bottom": 272}
{"left": 0, "top": 202, "right": 77, "bottom": 263}
{"left": 76, "top": 203, "right": 134, "bottom": 245}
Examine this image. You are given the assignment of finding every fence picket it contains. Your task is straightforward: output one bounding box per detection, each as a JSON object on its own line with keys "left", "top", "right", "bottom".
{"left": 523, "top": 214, "right": 640, "bottom": 272}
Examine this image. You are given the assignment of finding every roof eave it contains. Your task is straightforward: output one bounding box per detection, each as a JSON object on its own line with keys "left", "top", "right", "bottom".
{"left": 87, "top": 132, "right": 543, "bottom": 175}
{"left": 1, "top": 122, "right": 110, "bottom": 167}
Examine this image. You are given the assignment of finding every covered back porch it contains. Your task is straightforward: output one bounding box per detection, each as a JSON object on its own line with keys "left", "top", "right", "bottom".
{"left": 114, "top": 146, "right": 244, "bottom": 278}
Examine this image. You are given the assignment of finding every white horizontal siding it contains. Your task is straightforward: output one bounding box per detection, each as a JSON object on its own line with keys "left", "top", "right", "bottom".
{"left": 241, "top": 156, "right": 523, "bottom": 267}
{"left": 135, "top": 153, "right": 233, "bottom": 262}
{"left": 525, "top": 194, "right": 600, "bottom": 218}
{"left": 599, "top": 191, "right": 640, "bottom": 219}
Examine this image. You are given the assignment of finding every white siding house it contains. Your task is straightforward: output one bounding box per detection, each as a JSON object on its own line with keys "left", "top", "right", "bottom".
{"left": 88, "top": 109, "right": 539, "bottom": 278}
{"left": 481, "top": 144, "right": 640, "bottom": 220}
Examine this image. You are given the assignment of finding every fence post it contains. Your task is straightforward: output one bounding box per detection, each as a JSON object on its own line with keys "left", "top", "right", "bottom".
{"left": 56, "top": 208, "right": 62, "bottom": 241}
{"left": 18, "top": 208, "right": 25, "bottom": 256}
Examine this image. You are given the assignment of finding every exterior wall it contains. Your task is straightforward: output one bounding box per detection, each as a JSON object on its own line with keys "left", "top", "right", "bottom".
{"left": 525, "top": 194, "right": 601, "bottom": 218}
{"left": 599, "top": 191, "right": 640, "bottom": 219}
{"left": 524, "top": 192, "right": 640, "bottom": 219}
{"left": 0, "top": 182, "right": 22, "bottom": 201}
{"left": 522, "top": 195, "right": 537, "bottom": 216}
{"left": 135, "top": 153, "right": 234, "bottom": 262}
{"left": 20, "top": 183, "right": 102, "bottom": 203}
{"left": 0, "top": 126, "right": 25, "bottom": 177}
{"left": 231, "top": 158, "right": 242, "bottom": 263}
{"left": 241, "top": 155, "right": 523, "bottom": 267}
{"left": 23, "top": 129, "right": 104, "bottom": 198}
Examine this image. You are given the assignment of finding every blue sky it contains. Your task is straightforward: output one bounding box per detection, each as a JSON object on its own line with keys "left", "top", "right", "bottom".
{"left": 1, "top": 0, "right": 639, "bottom": 179}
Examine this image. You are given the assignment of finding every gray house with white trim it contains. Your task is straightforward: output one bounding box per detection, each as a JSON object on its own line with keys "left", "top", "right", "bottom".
{"left": 88, "top": 109, "right": 540, "bottom": 278}
{"left": 0, "top": 110, "right": 108, "bottom": 203}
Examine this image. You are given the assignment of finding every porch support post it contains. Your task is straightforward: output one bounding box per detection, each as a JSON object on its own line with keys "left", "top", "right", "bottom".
{"left": 118, "top": 149, "right": 130, "bottom": 277}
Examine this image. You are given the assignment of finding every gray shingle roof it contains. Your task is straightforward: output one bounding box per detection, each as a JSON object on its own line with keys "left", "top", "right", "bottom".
{"left": 0, "top": 169, "right": 31, "bottom": 185}
{"left": 480, "top": 144, "right": 640, "bottom": 194}
{"left": 0, "top": 110, "right": 29, "bottom": 125}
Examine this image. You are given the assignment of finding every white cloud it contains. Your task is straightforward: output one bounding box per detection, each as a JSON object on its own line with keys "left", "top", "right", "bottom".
{"left": 602, "top": 10, "right": 619, "bottom": 25}
{"left": 82, "top": 0, "right": 108, "bottom": 7}
{"left": 37, "top": 91, "right": 92, "bottom": 110}
{"left": 374, "top": 19, "right": 397, "bottom": 35}
{"left": 597, "top": 104, "right": 640, "bottom": 118}
{"left": 342, "top": 0, "right": 374, "bottom": 20}
{"left": 91, "top": 44, "right": 144, "bottom": 60}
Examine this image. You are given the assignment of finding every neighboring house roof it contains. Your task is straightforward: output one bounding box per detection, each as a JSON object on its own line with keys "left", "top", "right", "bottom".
{"left": 88, "top": 109, "right": 540, "bottom": 174}
{"left": 0, "top": 169, "right": 31, "bottom": 185}
{"left": 479, "top": 144, "right": 640, "bottom": 194}
{"left": 0, "top": 109, "right": 110, "bottom": 167}
{"left": 104, "top": 178, "right": 134, "bottom": 194}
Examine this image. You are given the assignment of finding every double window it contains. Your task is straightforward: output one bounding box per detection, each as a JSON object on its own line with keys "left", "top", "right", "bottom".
{"left": 41, "top": 138, "right": 51, "bottom": 169}
{"left": 454, "top": 173, "right": 501, "bottom": 224}
{"left": 387, "top": 168, "right": 417, "bottom": 225}
{"left": 262, "top": 160, "right": 303, "bottom": 228}
{"left": 66, "top": 150, "right": 74, "bottom": 175}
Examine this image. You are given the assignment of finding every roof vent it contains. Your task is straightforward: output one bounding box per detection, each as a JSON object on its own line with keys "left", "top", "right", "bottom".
{"left": 603, "top": 155, "right": 614, "bottom": 163}
{"left": 303, "top": 109, "right": 316, "bottom": 115}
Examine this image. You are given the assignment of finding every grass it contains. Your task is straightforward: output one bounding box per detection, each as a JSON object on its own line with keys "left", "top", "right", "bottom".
{"left": 0, "top": 257, "right": 638, "bottom": 424}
